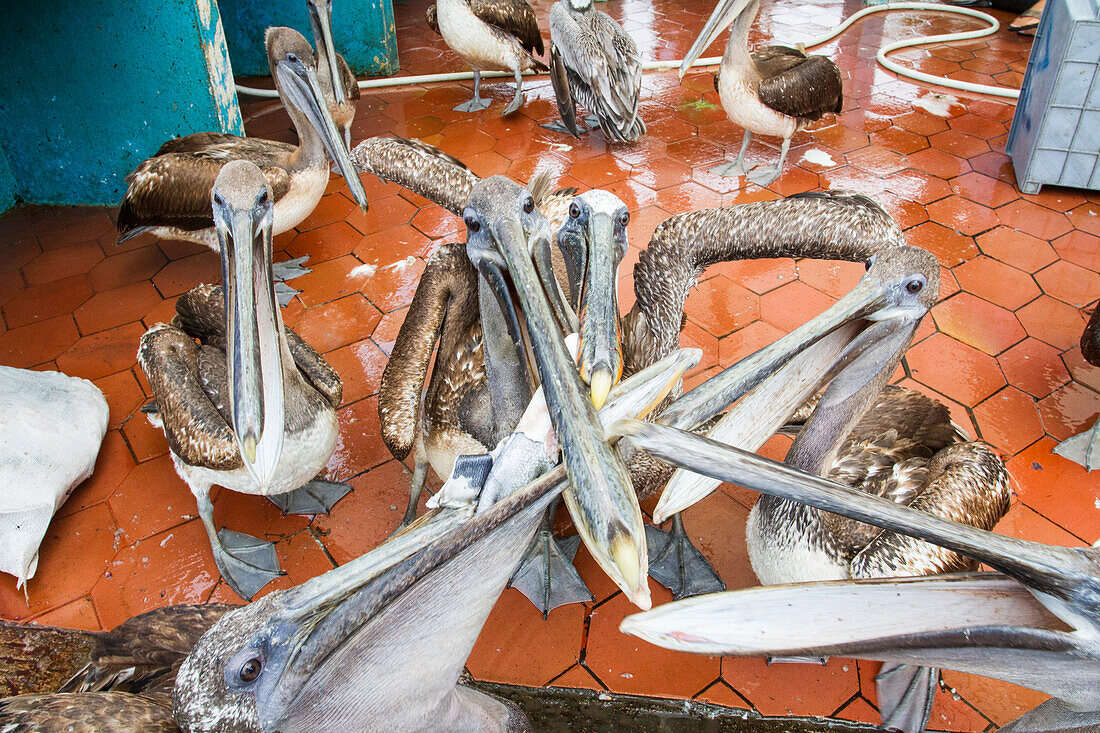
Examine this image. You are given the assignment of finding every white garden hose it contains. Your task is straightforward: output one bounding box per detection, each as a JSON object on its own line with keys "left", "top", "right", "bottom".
{"left": 235, "top": 2, "right": 1019, "bottom": 100}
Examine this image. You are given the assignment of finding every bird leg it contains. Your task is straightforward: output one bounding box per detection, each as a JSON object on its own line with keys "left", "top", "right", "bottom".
{"left": 392, "top": 458, "right": 430, "bottom": 535}
{"left": 876, "top": 663, "right": 939, "bottom": 733}
{"left": 507, "top": 495, "right": 594, "bottom": 617}
{"left": 1054, "top": 417, "right": 1100, "bottom": 471}
{"left": 502, "top": 68, "right": 525, "bottom": 116}
{"left": 454, "top": 71, "right": 492, "bottom": 113}
{"left": 645, "top": 513, "right": 725, "bottom": 599}
{"left": 267, "top": 475, "right": 352, "bottom": 515}
{"left": 709, "top": 132, "right": 753, "bottom": 178}
{"left": 195, "top": 487, "right": 282, "bottom": 601}
{"left": 746, "top": 136, "right": 792, "bottom": 188}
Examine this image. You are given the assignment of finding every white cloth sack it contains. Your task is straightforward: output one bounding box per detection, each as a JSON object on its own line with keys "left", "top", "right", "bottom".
{"left": 0, "top": 366, "right": 109, "bottom": 588}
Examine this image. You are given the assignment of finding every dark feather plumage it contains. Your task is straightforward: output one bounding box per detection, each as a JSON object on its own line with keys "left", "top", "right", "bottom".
{"left": 352, "top": 136, "right": 477, "bottom": 216}
{"left": 0, "top": 692, "right": 177, "bottom": 733}
{"left": 550, "top": 46, "right": 582, "bottom": 138}
{"left": 754, "top": 48, "right": 843, "bottom": 120}
{"left": 426, "top": 3, "right": 440, "bottom": 34}
{"left": 470, "top": 0, "right": 545, "bottom": 56}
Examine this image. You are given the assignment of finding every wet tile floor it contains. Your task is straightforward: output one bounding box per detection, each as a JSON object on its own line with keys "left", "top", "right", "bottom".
{"left": 1, "top": 0, "right": 1098, "bottom": 728}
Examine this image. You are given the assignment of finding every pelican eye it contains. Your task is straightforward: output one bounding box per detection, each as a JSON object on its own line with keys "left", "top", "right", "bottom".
{"left": 464, "top": 215, "right": 480, "bottom": 233}
{"left": 238, "top": 657, "right": 262, "bottom": 683}
{"left": 618, "top": 210, "right": 630, "bottom": 227}
{"left": 523, "top": 196, "right": 535, "bottom": 214}
{"left": 213, "top": 192, "right": 226, "bottom": 208}
{"left": 286, "top": 52, "right": 300, "bottom": 64}
{"left": 906, "top": 278, "right": 924, "bottom": 294}
{"left": 569, "top": 202, "right": 581, "bottom": 219}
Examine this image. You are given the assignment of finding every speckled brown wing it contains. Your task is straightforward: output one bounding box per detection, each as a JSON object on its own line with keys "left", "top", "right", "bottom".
{"left": 352, "top": 136, "right": 477, "bottom": 216}
{"left": 469, "top": 0, "right": 545, "bottom": 56}
{"left": 285, "top": 330, "right": 343, "bottom": 409}
{"left": 0, "top": 622, "right": 97, "bottom": 697}
{"left": 0, "top": 692, "right": 177, "bottom": 733}
{"left": 426, "top": 3, "right": 441, "bottom": 34}
{"left": 138, "top": 322, "right": 242, "bottom": 471}
{"left": 1081, "top": 305, "right": 1100, "bottom": 366}
{"left": 754, "top": 48, "right": 843, "bottom": 120}
{"left": 62, "top": 605, "right": 234, "bottom": 697}
{"left": 155, "top": 133, "right": 296, "bottom": 159}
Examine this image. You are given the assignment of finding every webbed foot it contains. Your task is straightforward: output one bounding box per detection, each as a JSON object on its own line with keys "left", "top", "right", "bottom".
{"left": 272, "top": 255, "right": 311, "bottom": 283}
{"left": 268, "top": 478, "right": 351, "bottom": 515}
{"left": 746, "top": 163, "right": 783, "bottom": 187}
{"left": 708, "top": 159, "right": 749, "bottom": 178}
{"left": 502, "top": 90, "right": 524, "bottom": 116}
{"left": 454, "top": 97, "right": 491, "bottom": 113}
{"left": 214, "top": 528, "right": 284, "bottom": 600}
{"left": 540, "top": 119, "right": 586, "bottom": 136}
{"left": 876, "top": 663, "right": 938, "bottom": 733}
{"left": 509, "top": 526, "right": 593, "bottom": 617}
{"left": 1054, "top": 418, "right": 1099, "bottom": 471}
{"left": 645, "top": 517, "right": 725, "bottom": 599}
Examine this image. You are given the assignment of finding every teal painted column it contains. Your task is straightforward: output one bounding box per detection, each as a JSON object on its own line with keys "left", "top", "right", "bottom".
{"left": 0, "top": 150, "right": 15, "bottom": 214}
{"left": 0, "top": 0, "right": 243, "bottom": 207}
{"left": 220, "top": 0, "right": 398, "bottom": 76}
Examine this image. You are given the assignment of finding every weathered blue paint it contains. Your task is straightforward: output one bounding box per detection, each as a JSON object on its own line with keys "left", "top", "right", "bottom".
{"left": 0, "top": 149, "right": 16, "bottom": 214}
{"left": 0, "top": 0, "right": 244, "bottom": 206}
{"left": 220, "top": 0, "right": 398, "bottom": 77}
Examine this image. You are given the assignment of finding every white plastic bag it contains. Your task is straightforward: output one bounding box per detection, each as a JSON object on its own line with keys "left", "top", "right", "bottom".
{"left": 0, "top": 366, "right": 109, "bottom": 588}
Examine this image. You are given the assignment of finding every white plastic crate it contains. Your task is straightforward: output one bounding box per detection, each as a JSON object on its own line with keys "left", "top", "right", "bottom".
{"left": 1007, "top": 0, "right": 1100, "bottom": 193}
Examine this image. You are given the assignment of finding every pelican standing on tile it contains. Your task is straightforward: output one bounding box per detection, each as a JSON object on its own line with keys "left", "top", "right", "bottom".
{"left": 307, "top": 0, "right": 360, "bottom": 150}
{"left": 117, "top": 27, "right": 368, "bottom": 249}
{"left": 545, "top": 0, "right": 646, "bottom": 142}
{"left": 426, "top": 0, "right": 548, "bottom": 114}
{"left": 679, "top": 0, "right": 842, "bottom": 185}
{"left": 138, "top": 161, "right": 348, "bottom": 601}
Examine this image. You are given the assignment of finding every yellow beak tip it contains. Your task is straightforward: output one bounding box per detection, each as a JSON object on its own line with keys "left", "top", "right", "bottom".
{"left": 241, "top": 435, "right": 258, "bottom": 463}
{"left": 590, "top": 371, "right": 614, "bottom": 410}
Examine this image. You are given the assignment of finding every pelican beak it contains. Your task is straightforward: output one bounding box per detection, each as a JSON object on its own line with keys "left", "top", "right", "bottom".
{"left": 679, "top": 0, "right": 755, "bottom": 78}
{"left": 487, "top": 206, "right": 651, "bottom": 609}
{"left": 275, "top": 54, "right": 368, "bottom": 212}
{"left": 214, "top": 177, "right": 284, "bottom": 489}
{"left": 306, "top": 0, "right": 345, "bottom": 105}
{"left": 574, "top": 211, "right": 625, "bottom": 409}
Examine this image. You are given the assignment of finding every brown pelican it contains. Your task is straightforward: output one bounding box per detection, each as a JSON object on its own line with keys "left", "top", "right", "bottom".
{"left": 615, "top": 243, "right": 1011, "bottom": 731}
{"left": 307, "top": 0, "right": 360, "bottom": 150}
{"left": 138, "top": 161, "right": 348, "bottom": 601}
{"left": 426, "top": 0, "right": 547, "bottom": 114}
{"left": 117, "top": 27, "right": 368, "bottom": 250}
{"left": 679, "top": 0, "right": 842, "bottom": 186}
{"left": 615, "top": 422, "right": 1100, "bottom": 733}
{"left": 545, "top": 0, "right": 646, "bottom": 142}
{"left": 1055, "top": 304, "right": 1099, "bottom": 470}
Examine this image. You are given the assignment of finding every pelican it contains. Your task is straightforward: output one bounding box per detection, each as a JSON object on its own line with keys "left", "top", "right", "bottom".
{"left": 307, "top": 0, "right": 360, "bottom": 150}
{"left": 138, "top": 161, "right": 348, "bottom": 601}
{"left": 117, "top": 27, "right": 368, "bottom": 250}
{"left": 679, "top": 0, "right": 842, "bottom": 186}
{"left": 545, "top": 0, "right": 646, "bottom": 142}
{"left": 426, "top": 0, "right": 547, "bottom": 115}
{"left": 614, "top": 243, "right": 1011, "bottom": 731}
{"left": 1055, "top": 304, "right": 1099, "bottom": 470}
{"left": 615, "top": 422, "right": 1100, "bottom": 732}
{"left": 0, "top": 348, "right": 690, "bottom": 732}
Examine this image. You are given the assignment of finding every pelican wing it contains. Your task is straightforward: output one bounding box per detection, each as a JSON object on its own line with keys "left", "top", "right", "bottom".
{"left": 755, "top": 49, "right": 843, "bottom": 120}
{"left": 469, "top": 0, "right": 544, "bottom": 56}
{"left": 138, "top": 323, "right": 242, "bottom": 470}
{"left": 285, "top": 330, "right": 343, "bottom": 409}
{"left": 118, "top": 151, "right": 291, "bottom": 237}
{"left": 352, "top": 136, "right": 477, "bottom": 216}
{"left": 549, "top": 45, "right": 581, "bottom": 138}
{"left": 621, "top": 574, "right": 1100, "bottom": 709}
{"left": 426, "top": 3, "right": 440, "bottom": 34}
{"left": 0, "top": 692, "right": 177, "bottom": 733}
{"left": 155, "top": 132, "right": 296, "bottom": 159}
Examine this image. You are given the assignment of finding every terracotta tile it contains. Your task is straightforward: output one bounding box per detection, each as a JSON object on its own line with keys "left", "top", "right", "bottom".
{"left": 353, "top": 223, "right": 436, "bottom": 264}
{"left": 718, "top": 320, "right": 787, "bottom": 367}
{"left": 327, "top": 395, "right": 391, "bottom": 481}
{"left": 949, "top": 171, "right": 1017, "bottom": 209}
{"left": 998, "top": 338, "right": 1071, "bottom": 399}
{"left": 87, "top": 246, "right": 167, "bottom": 292}
{"left": 109, "top": 455, "right": 196, "bottom": 543}
{"left": 682, "top": 490, "right": 758, "bottom": 590}
{"left": 795, "top": 258, "right": 866, "bottom": 299}
{"left": 371, "top": 305, "right": 408, "bottom": 356}
{"left": 89, "top": 520, "right": 220, "bottom": 629}
{"left": 995, "top": 502, "right": 1087, "bottom": 547}
{"left": 907, "top": 148, "right": 971, "bottom": 180}
{"left": 410, "top": 205, "right": 465, "bottom": 240}
{"left": 1067, "top": 201, "right": 1100, "bottom": 236}
{"left": 883, "top": 169, "right": 952, "bottom": 205}
{"left": 292, "top": 295, "right": 381, "bottom": 354}
{"left": 322, "top": 338, "right": 388, "bottom": 405}
{"left": 22, "top": 241, "right": 104, "bottom": 286}
{"left": 722, "top": 656, "right": 860, "bottom": 717}
{"left": 155, "top": 239, "right": 206, "bottom": 261}
{"left": 1034, "top": 259, "right": 1100, "bottom": 307}
{"left": 679, "top": 322, "right": 721, "bottom": 376}
{"left": 347, "top": 195, "right": 420, "bottom": 239}
{"left": 29, "top": 596, "right": 101, "bottom": 632}
{"left": 846, "top": 147, "right": 908, "bottom": 177}
{"left": 951, "top": 256, "right": 1038, "bottom": 311}
{"left": 997, "top": 200, "right": 1073, "bottom": 241}
{"left": 1007, "top": 437, "right": 1100, "bottom": 540}
{"left": 1063, "top": 344, "right": 1100, "bottom": 393}
{"left": 1051, "top": 230, "right": 1100, "bottom": 271}
{"left": 927, "top": 687, "right": 995, "bottom": 732}
{"left": 74, "top": 281, "right": 162, "bottom": 335}
{"left": 285, "top": 255, "right": 365, "bottom": 308}
{"left": 1016, "top": 296, "right": 1088, "bottom": 350}
{"left": 359, "top": 255, "right": 427, "bottom": 313}
{"left": 60, "top": 429, "right": 135, "bottom": 517}
{"left": 695, "top": 679, "right": 752, "bottom": 709}
{"left": 296, "top": 188, "right": 356, "bottom": 232}
{"left": 834, "top": 696, "right": 881, "bottom": 726}
{"left": 55, "top": 322, "right": 146, "bottom": 381}
{"left": 975, "top": 227, "right": 1057, "bottom": 273}
{"left": 931, "top": 292, "right": 1025, "bottom": 355}
{"left": 284, "top": 221, "right": 362, "bottom": 264}
{"left": 707, "top": 258, "right": 796, "bottom": 295}
{"left": 925, "top": 197, "right": 998, "bottom": 237}
{"left": 759, "top": 280, "right": 836, "bottom": 333}
{"left": 150, "top": 250, "right": 221, "bottom": 298}
{"left": 91, "top": 369, "right": 145, "bottom": 430}
{"left": 587, "top": 585, "right": 721, "bottom": 698}
{"left": 121, "top": 409, "right": 169, "bottom": 463}
{"left": 683, "top": 275, "right": 759, "bottom": 338}
{"left": 0, "top": 315, "right": 79, "bottom": 368}
{"left": 1036, "top": 381, "right": 1100, "bottom": 442}
{"left": 0, "top": 504, "right": 118, "bottom": 620}
{"left": 2, "top": 275, "right": 92, "bottom": 329}
{"left": 940, "top": 671, "right": 1049, "bottom": 728}
{"left": 905, "top": 222, "right": 977, "bottom": 267}
{"left": 906, "top": 332, "right": 1006, "bottom": 406}
{"left": 929, "top": 131, "right": 991, "bottom": 161}
{"left": 972, "top": 386, "right": 1044, "bottom": 455}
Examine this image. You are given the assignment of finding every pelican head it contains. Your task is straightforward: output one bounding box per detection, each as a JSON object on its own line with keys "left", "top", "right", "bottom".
{"left": 679, "top": 0, "right": 761, "bottom": 78}
{"left": 265, "top": 27, "right": 367, "bottom": 211}
{"left": 556, "top": 190, "right": 630, "bottom": 409}
{"left": 463, "top": 175, "right": 651, "bottom": 609}
{"left": 212, "top": 161, "right": 285, "bottom": 489}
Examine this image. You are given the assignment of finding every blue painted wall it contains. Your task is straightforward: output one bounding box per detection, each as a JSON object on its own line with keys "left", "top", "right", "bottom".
{"left": 0, "top": 0, "right": 243, "bottom": 206}
{"left": 0, "top": 148, "right": 16, "bottom": 214}
{"left": 220, "top": 0, "right": 398, "bottom": 76}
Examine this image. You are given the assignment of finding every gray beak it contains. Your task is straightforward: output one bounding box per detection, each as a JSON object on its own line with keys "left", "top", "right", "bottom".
{"left": 574, "top": 211, "right": 624, "bottom": 410}
{"left": 307, "top": 0, "right": 346, "bottom": 105}
{"left": 679, "top": 0, "right": 755, "bottom": 78}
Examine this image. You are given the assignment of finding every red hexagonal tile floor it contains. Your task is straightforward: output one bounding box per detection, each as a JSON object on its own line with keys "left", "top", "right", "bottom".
{"left": 1, "top": 0, "right": 1097, "bottom": 728}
